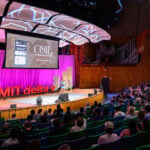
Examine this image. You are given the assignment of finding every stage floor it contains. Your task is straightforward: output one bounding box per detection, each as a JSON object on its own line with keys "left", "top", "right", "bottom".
{"left": 0, "top": 89, "right": 97, "bottom": 110}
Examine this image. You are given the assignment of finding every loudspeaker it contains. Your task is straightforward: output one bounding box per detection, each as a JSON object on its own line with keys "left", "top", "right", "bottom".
{"left": 55, "top": 93, "right": 69, "bottom": 103}
{"left": 102, "top": 77, "right": 110, "bottom": 95}
{"left": 10, "top": 104, "right": 16, "bottom": 109}
{"left": 36, "top": 96, "right": 42, "bottom": 105}
{"left": 88, "top": 93, "right": 94, "bottom": 97}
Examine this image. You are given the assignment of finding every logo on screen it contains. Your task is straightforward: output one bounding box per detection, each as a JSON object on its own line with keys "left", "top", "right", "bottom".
{"left": 14, "top": 40, "right": 27, "bottom": 66}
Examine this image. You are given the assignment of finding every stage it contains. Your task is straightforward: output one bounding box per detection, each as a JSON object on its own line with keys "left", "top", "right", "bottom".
{"left": 0, "top": 89, "right": 99, "bottom": 111}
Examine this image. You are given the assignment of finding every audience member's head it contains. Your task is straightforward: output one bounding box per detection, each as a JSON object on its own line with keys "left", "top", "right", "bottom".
{"left": 129, "top": 107, "right": 135, "bottom": 116}
{"left": 76, "top": 116, "right": 84, "bottom": 128}
{"left": 127, "top": 120, "right": 138, "bottom": 135}
{"left": 48, "top": 108, "right": 52, "bottom": 114}
{"left": 24, "top": 121, "right": 32, "bottom": 131}
{"left": 138, "top": 110, "right": 145, "bottom": 121}
{"left": 94, "top": 101, "right": 98, "bottom": 106}
{"left": 80, "top": 107, "right": 84, "bottom": 114}
{"left": 12, "top": 113, "right": 16, "bottom": 119}
{"left": 115, "top": 106, "right": 121, "bottom": 112}
{"left": 27, "top": 115, "right": 33, "bottom": 121}
{"left": 59, "top": 144, "right": 72, "bottom": 150}
{"left": 104, "top": 121, "right": 114, "bottom": 134}
{"left": 27, "top": 139, "right": 41, "bottom": 150}
{"left": 102, "top": 108, "right": 109, "bottom": 116}
{"left": 38, "top": 109, "right": 42, "bottom": 114}
{"left": 30, "top": 110, "right": 35, "bottom": 116}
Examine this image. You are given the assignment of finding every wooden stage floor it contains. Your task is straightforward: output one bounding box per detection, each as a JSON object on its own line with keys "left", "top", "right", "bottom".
{"left": 0, "top": 88, "right": 99, "bottom": 110}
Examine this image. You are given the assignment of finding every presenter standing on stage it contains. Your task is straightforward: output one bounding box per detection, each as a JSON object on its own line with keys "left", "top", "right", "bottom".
{"left": 59, "top": 79, "right": 65, "bottom": 94}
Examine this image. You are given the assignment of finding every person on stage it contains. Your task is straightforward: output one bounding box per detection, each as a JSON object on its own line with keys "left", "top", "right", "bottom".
{"left": 59, "top": 79, "right": 65, "bottom": 94}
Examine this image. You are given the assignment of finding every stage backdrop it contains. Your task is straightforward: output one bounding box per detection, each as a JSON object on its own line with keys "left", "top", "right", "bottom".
{"left": 0, "top": 50, "right": 75, "bottom": 90}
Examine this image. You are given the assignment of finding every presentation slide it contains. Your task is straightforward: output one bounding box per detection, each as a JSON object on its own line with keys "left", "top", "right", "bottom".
{"left": 5, "top": 32, "right": 59, "bottom": 68}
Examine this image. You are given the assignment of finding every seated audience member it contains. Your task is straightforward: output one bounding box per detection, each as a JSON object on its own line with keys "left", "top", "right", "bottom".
{"left": 120, "top": 120, "right": 138, "bottom": 137}
{"left": 102, "top": 107, "right": 110, "bottom": 118}
{"left": 8, "top": 113, "right": 18, "bottom": 121}
{"left": 91, "top": 101, "right": 98, "bottom": 112}
{"left": 27, "top": 139, "right": 41, "bottom": 150}
{"left": 90, "top": 108, "right": 102, "bottom": 121}
{"left": 2, "top": 127, "right": 20, "bottom": 146}
{"left": 48, "top": 108, "right": 52, "bottom": 116}
{"left": 23, "top": 121, "right": 35, "bottom": 135}
{"left": 30, "top": 110, "right": 36, "bottom": 121}
{"left": 114, "top": 106, "right": 125, "bottom": 118}
{"left": 126, "top": 107, "right": 136, "bottom": 119}
{"left": 98, "top": 121, "right": 120, "bottom": 144}
{"left": 63, "top": 107, "right": 72, "bottom": 124}
{"left": 36, "top": 109, "right": 43, "bottom": 120}
{"left": 145, "top": 105, "right": 150, "bottom": 120}
{"left": 59, "top": 144, "right": 72, "bottom": 150}
{"left": 26, "top": 115, "right": 36, "bottom": 123}
{"left": 53, "top": 104, "right": 63, "bottom": 117}
{"left": 0, "top": 123, "right": 9, "bottom": 136}
{"left": 142, "top": 119, "right": 150, "bottom": 132}
{"left": 70, "top": 116, "right": 86, "bottom": 132}
{"left": 126, "top": 101, "right": 135, "bottom": 113}
{"left": 85, "top": 102, "right": 91, "bottom": 115}
{"left": 49, "top": 119, "right": 67, "bottom": 136}
{"left": 79, "top": 107, "right": 86, "bottom": 117}
{"left": 0, "top": 112, "right": 5, "bottom": 122}
{"left": 40, "top": 111, "right": 48, "bottom": 123}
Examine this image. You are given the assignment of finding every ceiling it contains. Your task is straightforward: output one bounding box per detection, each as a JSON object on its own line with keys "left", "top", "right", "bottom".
{"left": 0, "top": 0, "right": 111, "bottom": 47}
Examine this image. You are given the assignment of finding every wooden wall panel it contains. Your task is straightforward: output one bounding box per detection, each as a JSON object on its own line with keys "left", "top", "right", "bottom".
{"left": 79, "top": 30, "right": 150, "bottom": 91}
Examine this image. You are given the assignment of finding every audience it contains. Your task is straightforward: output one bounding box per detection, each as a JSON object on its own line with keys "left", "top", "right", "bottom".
{"left": 98, "top": 121, "right": 120, "bottom": 144}
{"left": 0, "top": 82, "right": 150, "bottom": 149}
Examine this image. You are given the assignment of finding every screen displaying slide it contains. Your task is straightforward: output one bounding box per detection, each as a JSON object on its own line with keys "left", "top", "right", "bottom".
{"left": 5, "top": 32, "right": 59, "bottom": 68}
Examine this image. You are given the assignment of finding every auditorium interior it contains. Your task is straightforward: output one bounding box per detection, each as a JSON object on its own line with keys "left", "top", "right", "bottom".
{"left": 0, "top": 0, "right": 150, "bottom": 150}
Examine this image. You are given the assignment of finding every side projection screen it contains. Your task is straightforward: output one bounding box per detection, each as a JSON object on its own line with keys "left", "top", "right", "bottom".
{"left": 5, "top": 32, "right": 59, "bottom": 68}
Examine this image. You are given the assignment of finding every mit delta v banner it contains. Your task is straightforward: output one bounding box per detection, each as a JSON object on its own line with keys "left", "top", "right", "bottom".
{"left": 0, "top": 85, "right": 50, "bottom": 98}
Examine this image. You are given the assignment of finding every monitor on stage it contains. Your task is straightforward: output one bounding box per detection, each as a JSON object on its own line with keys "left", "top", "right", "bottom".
{"left": 5, "top": 32, "right": 59, "bottom": 68}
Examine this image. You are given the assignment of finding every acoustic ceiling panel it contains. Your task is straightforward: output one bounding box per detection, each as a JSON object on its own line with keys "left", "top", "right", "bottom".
{"left": 48, "top": 14, "right": 86, "bottom": 30}
{"left": 33, "top": 25, "right": 62, "bottom": 37}
{"left": 7, "top": 2, "right": 58, "bottom": 24}
{"left": 59, "top": 40, "right": 70, "bottom": 47}
{"left": 1, "top": 17, "right": 36, "bottom": 31}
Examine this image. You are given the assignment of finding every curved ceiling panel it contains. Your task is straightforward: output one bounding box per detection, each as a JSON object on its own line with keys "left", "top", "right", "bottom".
{"left": 56, "top": 30, "right": 77, "bottom": 41}
{"left": 0, "top": 0, "right": 8, "bottom": 16}
{"left": 0, "top": 1, "right": 111, "bottom": 47}
{"left": 88, "top": 30, "right": 111, "bottom": 43}
{"left": 1, "top": 17, "right": 36, "bottom": 31}
{"left": 48, "top": 14, "right": 87, "bottom": 30}
{"left": 59, "top": 40, "right": 70, "bottom": 48}
{"left": 7, "top": 2, "right": 58, "bottom": 24}
{"left": 70, "top": 35, "right": 89, "bottom": 45}
{"left": 74, "top": 24, "right": 99, "bottom": 36}
{"left": 33, "top": 25, "right": 62, "bottom": 37}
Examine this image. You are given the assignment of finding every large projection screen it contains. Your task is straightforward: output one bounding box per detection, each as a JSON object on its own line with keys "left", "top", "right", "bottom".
{"left": 5, "top": 32, "right": 59, "bottom": 68}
